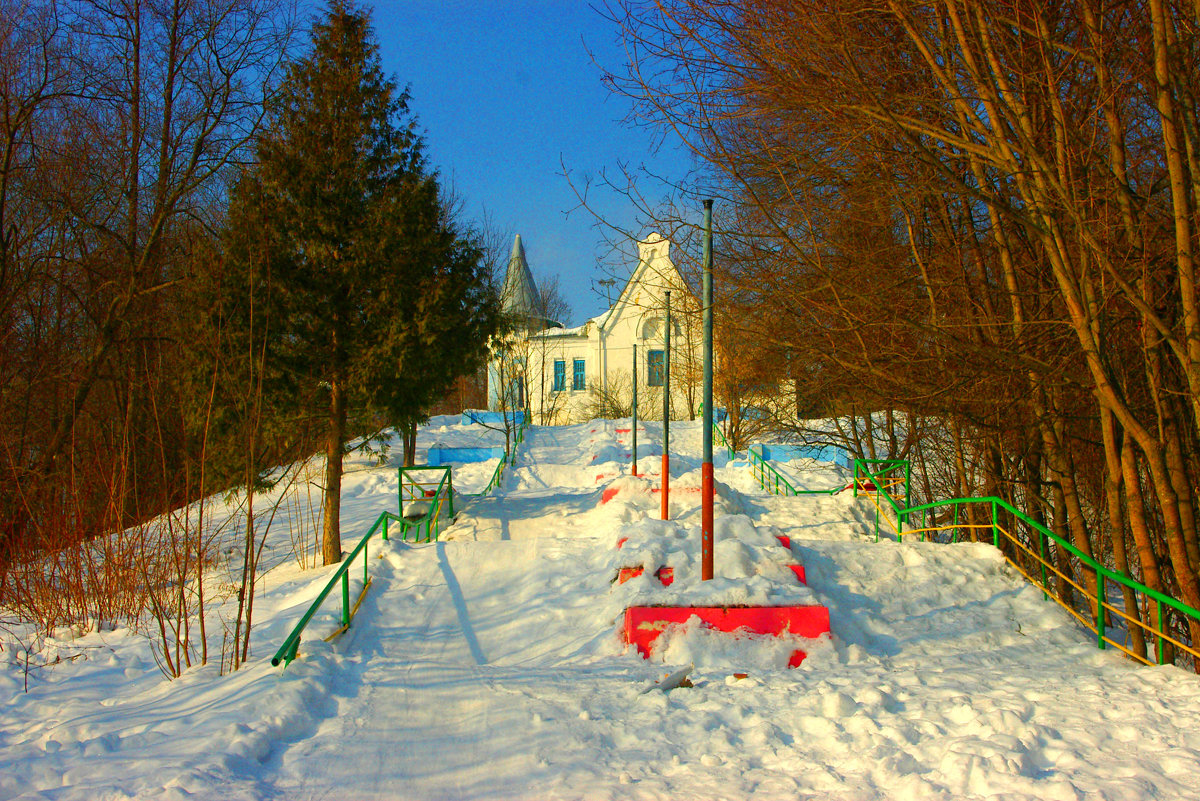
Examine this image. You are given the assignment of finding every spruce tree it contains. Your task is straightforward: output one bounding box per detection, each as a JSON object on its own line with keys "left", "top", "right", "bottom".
{"left": 224, "top": 1, "right": 496, "bottom": 565}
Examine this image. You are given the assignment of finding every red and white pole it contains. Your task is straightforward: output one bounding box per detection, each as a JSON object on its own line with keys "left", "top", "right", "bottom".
{"left": 661, "top": 291, "right": 671, "bottom": 521}
{"left": 631, "top": 344, "right": 638, "bottom": 476}
{"left": 701, "top": 201, "right": 714, "bottom": 581}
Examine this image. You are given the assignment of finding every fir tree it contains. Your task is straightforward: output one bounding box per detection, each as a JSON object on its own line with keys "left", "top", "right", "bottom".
{"left": 223, "top": 1, "right": 496, "bottom": 565}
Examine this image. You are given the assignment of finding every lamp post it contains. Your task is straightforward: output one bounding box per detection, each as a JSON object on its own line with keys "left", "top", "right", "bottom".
{"left": 661, "top": 290, "right": 671, "bottom": 521}
{"left": 702, "top": 200, "right": 714, "bottom": 581}
{"left": 632, "top": 344, "right": 638, "bottom": 476}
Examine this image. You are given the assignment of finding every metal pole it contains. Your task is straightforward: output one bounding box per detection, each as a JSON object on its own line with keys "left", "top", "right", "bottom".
{"left": 661, "top": 291, "right": 671, "bottom": 521}
{"left": 702, "top": 200, "right": 714, "bottom": 581}
{"left": 632, "top": 344, "right": 638, "bottom": 477}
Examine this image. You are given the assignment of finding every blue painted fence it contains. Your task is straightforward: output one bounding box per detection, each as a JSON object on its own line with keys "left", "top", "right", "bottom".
{"left": 462, "top": 410, "right": 526, "bottom": 427}
{"left": 754, "top": 443, "right": 853, "bottom": 468}
{"left": 427, "top": 445, "right": 507, "bottom": 465}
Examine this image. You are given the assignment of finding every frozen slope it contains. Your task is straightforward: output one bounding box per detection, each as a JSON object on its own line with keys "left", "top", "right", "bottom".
{"left": 3, "top": 419, "right": 1200, "bottom": 800}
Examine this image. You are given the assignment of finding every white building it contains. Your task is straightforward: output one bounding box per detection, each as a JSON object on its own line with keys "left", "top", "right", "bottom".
{"left": 488, "top": 232, "right": 701, "bottom": 425}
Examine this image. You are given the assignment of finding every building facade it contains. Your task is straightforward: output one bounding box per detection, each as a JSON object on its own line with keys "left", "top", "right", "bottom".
{"left": 488, "top": 232, "right": 701, "bottom": 425}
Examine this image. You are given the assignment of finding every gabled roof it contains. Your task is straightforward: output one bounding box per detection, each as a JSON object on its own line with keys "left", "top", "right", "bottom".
{"left": 593, "top": 232, "right": 690, "bottom": 330}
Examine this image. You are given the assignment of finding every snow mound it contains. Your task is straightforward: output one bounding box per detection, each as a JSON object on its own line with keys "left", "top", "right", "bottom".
{"left": 606, "top": 512, "right": 817, "bottom": 616}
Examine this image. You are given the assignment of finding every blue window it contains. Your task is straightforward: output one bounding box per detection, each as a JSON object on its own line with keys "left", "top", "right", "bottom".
{"left": 647, "top": 350, "right": 664, "bottom": 387}
{"left": 553, "top": 360, "right": 565, "bottom": 392}
{"left": 573, "top": 359, "right": 586, "bottom": 390}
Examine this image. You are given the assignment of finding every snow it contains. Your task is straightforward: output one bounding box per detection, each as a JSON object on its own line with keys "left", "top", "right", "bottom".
{"left": 4, "top": 416, "right": 1200, "bottom": 799}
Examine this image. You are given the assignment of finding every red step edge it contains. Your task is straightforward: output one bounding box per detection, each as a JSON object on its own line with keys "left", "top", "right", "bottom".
{"left": 617, "top": 566, "right": 674, "bottom": 586}
{"left": 601, "top": 485, "right": 702, "bottom": 504}
{"left": 623, "top": 605, "right": 830, "bottom": 668}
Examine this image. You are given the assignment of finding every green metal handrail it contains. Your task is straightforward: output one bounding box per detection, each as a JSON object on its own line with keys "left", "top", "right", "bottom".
{"left": 272, "top": 421, "right": 528, "bottom": 669}
{"left": 475, "top": 452, "right": 508, "bottom": 496}
{"left": 273, "top": 463, "right": 459, "bottom": 668}
{"left": 747, "top": 445, "right": 841, "bottom": 497}
{"left": 749, "top": 445, "right": 799, "bottom": 495}
{"left": 714, "top": 421, "right": 736, "bottom": 459}
{"left": 271, "top": 509, "right": 405, "bottom": 667}
{"left": 854, "top": 462, "right": 1200, "bottom": 667}
{"left": 467, "top": 416, "right": 527, "bottom": 498}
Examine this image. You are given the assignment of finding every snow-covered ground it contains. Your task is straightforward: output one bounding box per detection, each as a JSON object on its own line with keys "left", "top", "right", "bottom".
{"left": 3, "top": 417, "right": 1200, "bottom": 800}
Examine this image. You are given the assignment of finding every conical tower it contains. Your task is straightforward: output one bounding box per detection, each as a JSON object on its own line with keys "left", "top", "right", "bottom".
{"left": 500, "top": 234, "right": 545, "bottom": 325}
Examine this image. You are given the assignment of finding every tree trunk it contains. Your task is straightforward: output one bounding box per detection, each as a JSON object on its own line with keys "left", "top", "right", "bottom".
{"left": 1101, "top": 408, "right": 1147, "bottom": 660}
{"left": 402, "top": 418, "right": 418, "bottom": 466}
{"left": 1121, "top": 437, "right": 1169, "bottom": 663}
{"left": 1163, "top": 414, "right": 1200, "bottom": 574}
{"left": 1041, "top": 413, "right": 1099, "bottom": 616}
{"left": 321, "top": 377, "right": 347, "bottom": 566}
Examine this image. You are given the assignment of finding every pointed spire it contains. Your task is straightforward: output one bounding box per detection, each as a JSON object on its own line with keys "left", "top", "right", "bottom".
{"left": 501, "top": 234, "right": 543, "bottom": 319}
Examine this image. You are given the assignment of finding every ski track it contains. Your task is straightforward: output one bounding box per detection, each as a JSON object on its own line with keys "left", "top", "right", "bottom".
{"left": 3, "top": 418, "right": 1200, "bottom": 800}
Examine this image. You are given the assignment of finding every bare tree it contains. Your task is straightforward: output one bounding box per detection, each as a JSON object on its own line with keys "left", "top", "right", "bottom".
{"left": 603, "top": 0, "right": 1200, "bottom": 663}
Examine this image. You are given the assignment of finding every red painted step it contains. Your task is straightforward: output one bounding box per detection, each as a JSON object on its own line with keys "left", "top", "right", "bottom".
{"left": 600, "top": 484, "right": 701, "bottom": 504}
{"left": 616, "top": 566, "right": 675, "bottom": 586}
{"left": 623, "top": 605, "right": 830, "bottom": 666}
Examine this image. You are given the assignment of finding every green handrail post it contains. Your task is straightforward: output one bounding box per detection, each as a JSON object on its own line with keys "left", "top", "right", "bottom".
{"left": 1157, "top": 600, "right": 1165, "bottom": 664}
{"left": 904, "top": 461, "right": 911, "bottom": 527}
{"left": 1037, "top": 526, "right": 1049, "bottom": 599}
{"left": 1096, "top": 571, "right": 1106, "bottom": 650}
{"left": 341, "top": 572, "right": 350, "bottom": 627}
{"left": 991, "top": 501, "right": 999, "bottom": 548}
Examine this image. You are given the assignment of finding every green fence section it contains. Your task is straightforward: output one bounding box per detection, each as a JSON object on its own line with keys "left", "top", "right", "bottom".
{"left": 853, "top": 461, "right": 1200, "bottom": 668}
{"left": 714, "top": 422, "right": 736, "bottom": 460}
{"left": 271, "top": 509, "right": 407, "bottom": 667}
{"left": 749, "top": 445, "right": 799, "bottom": 495}
{"left": 853, "top": 458, "right": 911, "bottom": 537}
{"left": 748, "top": 445, "right": 841, "bottom": 497}
{"left": 396, "top": 465, "right": 455, "bottom": 542}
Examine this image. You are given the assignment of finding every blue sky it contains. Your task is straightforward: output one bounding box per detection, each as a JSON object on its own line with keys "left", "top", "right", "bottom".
{"left": 369, "top": 1, "right": 693, "bottom": 323}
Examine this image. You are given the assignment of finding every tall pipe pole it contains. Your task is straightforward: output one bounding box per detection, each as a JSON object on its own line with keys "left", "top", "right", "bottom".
{"left": 661, "top": 290, "right": 671, "bottom": 521}
{"left": 632, "top": 344, "right": 638, "bottom": 476}
{"left": 701, "top": 200, "right": 714, "bottom": 581}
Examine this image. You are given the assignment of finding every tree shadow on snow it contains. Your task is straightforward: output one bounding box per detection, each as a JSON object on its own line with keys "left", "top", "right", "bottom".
{"left": 437, "top": 542, "right": 488, "bottom": 666}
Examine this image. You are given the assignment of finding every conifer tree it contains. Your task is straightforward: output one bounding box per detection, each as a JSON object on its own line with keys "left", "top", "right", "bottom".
{"left": 224, "top": 1, "right": 496, "bottom": 565}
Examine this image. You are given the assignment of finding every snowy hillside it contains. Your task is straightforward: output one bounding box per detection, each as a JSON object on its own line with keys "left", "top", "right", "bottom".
{"left": 3, "top": 418, "right": 1200, "bottom": 800}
